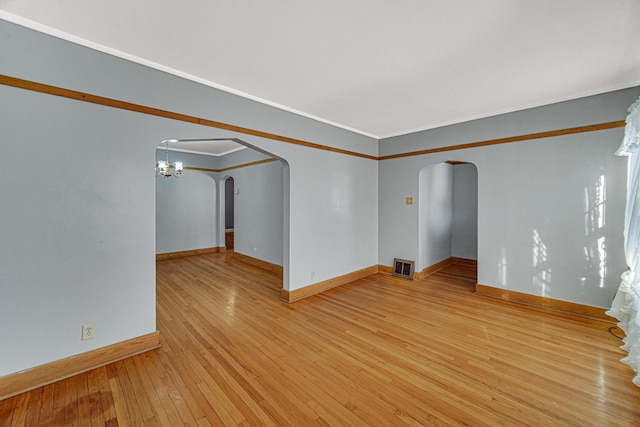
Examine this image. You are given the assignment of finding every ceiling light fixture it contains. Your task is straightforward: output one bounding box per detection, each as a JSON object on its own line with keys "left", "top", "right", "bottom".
{"left": 156, "top": 139, "right": 183, "bottom": 178}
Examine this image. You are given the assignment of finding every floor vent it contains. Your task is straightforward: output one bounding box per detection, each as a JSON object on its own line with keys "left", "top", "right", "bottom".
{"left": 392, "top": 258, "right": 415, "bottom": 280}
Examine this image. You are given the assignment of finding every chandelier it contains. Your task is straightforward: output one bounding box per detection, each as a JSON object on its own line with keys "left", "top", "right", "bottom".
{"left": 157, "top": 139, "right": 183, "bottom": 178}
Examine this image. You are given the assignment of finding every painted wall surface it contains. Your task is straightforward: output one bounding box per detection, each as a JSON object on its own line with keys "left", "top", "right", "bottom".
{"left": 379, "top": 89, "right": 637, "bottom": 158}
{"left": 418, "top": 163, "right": 453, "bottom": 271}
{"left": 380, "top": 87, "right": 640, "bottom": 308}
{"left": 452, "top": 164, "right": 478, "bottom": 260}
{"left": 282, "top": 143, "right": 378, "bottom": 289}
{"left": 156, "top": 170, "right": 217, "bottom": 254}
{"left": 227, "top": 161, "right": 284, "bottom": 266}
{"left": 0, "top": 83, "right": 215, "bottom": 377}
{"left": 0, "top": 21, "right": 378, "bottom": 158}
{"left": 209, "top": 135, "right": 379, "bottom": 290}
{"left": 1, "top": 20, "right": 379, "bottom": 376}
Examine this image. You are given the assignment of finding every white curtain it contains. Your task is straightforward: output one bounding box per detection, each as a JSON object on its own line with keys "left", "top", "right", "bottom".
{"left": 607, "top": 96, "right": 640, "bottom": 386}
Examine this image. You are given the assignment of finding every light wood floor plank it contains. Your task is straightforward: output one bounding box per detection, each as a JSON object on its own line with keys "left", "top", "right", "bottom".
{"left": 50, "top": 377, "right": 67, "bottom": 426}
{"left": 36, "top": 382, "right": 55, "bottom": 426}
{"left": 1, "top": 254, "right": 640, "bottom": 425}
{"left": 95, "top": 367, "right": 116, "bottom": 426}
{"left": 22, "top": 389, "right": 42, "bottom": 427}
{"left": 8, "top": 392, "right": 29, "bottom": 427}
{"left": 85, "top": 369, "right": 104, "bottom": 427}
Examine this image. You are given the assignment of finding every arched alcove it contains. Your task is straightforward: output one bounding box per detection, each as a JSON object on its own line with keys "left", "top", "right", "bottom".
{"left": 417, "top": 161, "right": 478, "bottom": 279}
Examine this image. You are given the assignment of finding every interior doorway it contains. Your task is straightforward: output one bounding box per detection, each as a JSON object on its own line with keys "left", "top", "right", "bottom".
{"left": 417, "top": 161, "right": 478, "bottom": 282}
{"left": 155, "top": 136, "right": 291, "bottom": 293}
{"left": 225, "top": 177, "right": 235, "bottom": 251}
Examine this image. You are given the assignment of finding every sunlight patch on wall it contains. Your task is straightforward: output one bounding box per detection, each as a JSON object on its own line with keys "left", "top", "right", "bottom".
{"left": 584, "top": 175, "right": 607, "bottom": 234}
{"left": 583, "top": 175, "right": 608, "bottom": 288}
{"left": 533, "top": 229, "right": 551, "bottom": 297}
{"left": 329, "top": 174, "right": 351, "bottom": 215}
{"left": 498, "top": 247, "right": 508, "bottom": 287}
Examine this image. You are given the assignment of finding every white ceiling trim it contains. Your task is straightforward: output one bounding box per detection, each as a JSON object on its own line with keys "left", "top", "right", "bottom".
{"left": 0, "top": 11, "right": 379, "bottom": 139}
{"left": 378, "top": 80, "right": 640, "bottom": 140}
{"left": 156, "top": 145, "right": 246, "bottom": 158}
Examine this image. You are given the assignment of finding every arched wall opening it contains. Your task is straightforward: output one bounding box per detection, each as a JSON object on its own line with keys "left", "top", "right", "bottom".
{"left": 225, "top": 177, "right": 235, "bottom": 229}
{"left": 417, "top": 161, "right": 478, "bottom": 279}
{"left": 155, "top": 137, "right": 290, "bottom": 292}
{"left": 224, "top": 177, "right": 235, "bottom": 251}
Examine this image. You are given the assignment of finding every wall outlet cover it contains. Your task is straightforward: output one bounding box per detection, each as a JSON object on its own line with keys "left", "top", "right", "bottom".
{"left": 82, "top": 323, "right": 95, "bottom": 340}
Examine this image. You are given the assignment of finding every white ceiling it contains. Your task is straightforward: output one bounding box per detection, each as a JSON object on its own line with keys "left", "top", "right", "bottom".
{"left": 2, "top": 1, "right": 640, "bottom": 139}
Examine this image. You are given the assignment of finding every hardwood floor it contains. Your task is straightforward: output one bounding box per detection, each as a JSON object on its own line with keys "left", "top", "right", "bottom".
{"left": 225, "top": 230, "right": 234, "bottom": 252}
{"left": 2, "top": 254, "right": 639, "bottom": 426}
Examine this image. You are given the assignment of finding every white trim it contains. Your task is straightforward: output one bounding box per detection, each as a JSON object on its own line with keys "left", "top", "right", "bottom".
{"left": 155, "top": 145, "right": 246, "bottom": 157}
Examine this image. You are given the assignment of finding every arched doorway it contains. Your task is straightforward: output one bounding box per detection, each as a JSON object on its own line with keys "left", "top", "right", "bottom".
{"left": 417, "top": 160, "right": 478, "bottom": 281}
{"left": 155, "top": 137, "right": 290, "bottom": 293}
{"left": 225, "top": 177, "right": 235, "bottom": 251}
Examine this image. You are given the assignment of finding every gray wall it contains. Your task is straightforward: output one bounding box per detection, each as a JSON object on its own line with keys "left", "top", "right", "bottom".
{"left": 1, "top": 20, "right": 379, "bottom": 377}
{"left": 418, "top": 163, "right": 453, "bottom": 271}
{"left": 156, "top": 170, "right": 218, "bottom": 254}
{"left": 416, "top": 162, "right": 477, "bottom": 270}
{"left": 452, "top": 164, "right": 478, "bottom": 260}
{"left": 226, "top": 160, "right": 284, "bottom": 266}
{"left": 379, "top": 87, "right": 640, "bottom": 308}
{"left": 0, "top": 82, "right": 208, "bottom": 377}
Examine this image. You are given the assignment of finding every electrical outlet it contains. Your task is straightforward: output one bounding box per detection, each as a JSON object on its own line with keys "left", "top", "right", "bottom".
{"left": 311, "top": 271, "right": 316, "bottom": 279}
{"left": 82, "top": 323, "right": 95, "bottom": 340}
{"left": 253, "top": 247, "right": 257, "bottom": 252}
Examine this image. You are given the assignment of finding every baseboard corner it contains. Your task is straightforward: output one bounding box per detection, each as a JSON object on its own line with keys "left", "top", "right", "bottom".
{"left": 282, "top": 265, "right": 378, "bottom": 303}
{"left": 157, "top": 247, "right": 223, "bottom": 261}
